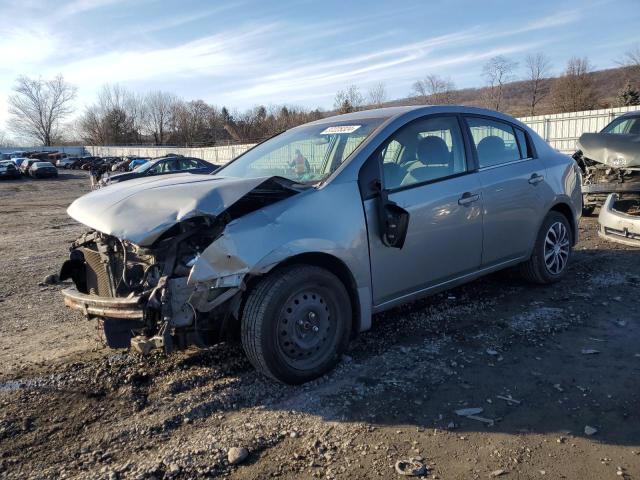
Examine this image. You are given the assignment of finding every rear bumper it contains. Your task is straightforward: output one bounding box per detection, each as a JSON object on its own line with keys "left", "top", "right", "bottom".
{"left": 597, "top": 194, "right": 640, "bottom": 247}
{"left": 62, "top": 287, "right": 144, "bottom": 319}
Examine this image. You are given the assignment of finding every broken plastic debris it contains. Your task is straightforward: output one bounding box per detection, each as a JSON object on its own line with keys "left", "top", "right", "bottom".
{"left": 584, "top": 425, "right": 598, "bottom": 436}
{"left": 496, "top": 395, "right": 521, "bottom": 404}
{"left": 455, "top": 407, "right": 484, "bottom": 416}
{"left": 394, "top": 458, "right": 428, "bottom": 476}
{"left": 581, "top": 349, "right": 601, "bottom": 355}
{"left": 466, "top": 414, "right": 495, "bottom": 426}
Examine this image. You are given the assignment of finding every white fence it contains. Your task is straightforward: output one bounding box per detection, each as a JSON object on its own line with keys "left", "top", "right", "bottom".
{"left": 0, "top": 145, "right": 86, "bottom": 156}
{"left": 518, "top": 105, "right": 640, "bottom": 153}
{"left": 86, "top": 144, "right": 256, "bottom": 165}
{"left": 8, "top": 105, "right": 640, "bottom": 162}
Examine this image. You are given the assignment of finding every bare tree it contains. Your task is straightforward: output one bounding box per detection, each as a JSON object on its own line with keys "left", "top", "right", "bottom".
{"left": 170, "top": 100, "right": 224, "bottom": 146}
{"left": 622, "top": 44, "right": 640, "bottom": 69}
{"left": 482, "top": 56, "right": 518, "bottom": 111}
{"left": 334, "top": 85, "right": 364, "bottom": 113}
{"left": 524, "top": 53, "right": 551, "bottom": 115}
{"left": 367, "top": 82, "right": 387, "bottom": 108}
{"left": 551, "top": 57, "right": 597, "bottom": 112}
{"left": 412, "top": 74, "right": 455, "bottom": 105}
{"left": 7, "top": 74, "right": 77, "bottom": 146}
{"left": 79, "top": 84, "right": 143, "bottom": 145}
{"left": 143, "top": 91, "right": 178, "bottom": 145}
{"left": 618, "top": 44, "right": 640, "bottom": 84}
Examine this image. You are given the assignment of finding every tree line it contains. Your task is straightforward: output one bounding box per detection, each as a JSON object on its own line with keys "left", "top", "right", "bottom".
{"left": 336, "top": 48, "right": 640, "bottom": 116}
{"left": 3, "top": 46, "right": 639, "bottom": 147}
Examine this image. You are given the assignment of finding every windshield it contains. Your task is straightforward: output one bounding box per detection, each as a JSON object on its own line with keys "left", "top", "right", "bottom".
{"left": 216, "top": 119, "right": 383, "bottom": 183}
{"left": 602, "top": 116, "right": 640, "bottom": 135}
{"left": 133, "top": 160, "right": 153, "bottom": 173}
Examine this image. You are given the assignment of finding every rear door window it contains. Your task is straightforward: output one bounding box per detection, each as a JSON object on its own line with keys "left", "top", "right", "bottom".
{"left": 179, "top": 158, "right": 200, "bottom": 170}
{"left": 602, "top": 116, "right": 640, "bottom": 135}
{"left": 466, "top": 117, "right": 524, "bottom": 168}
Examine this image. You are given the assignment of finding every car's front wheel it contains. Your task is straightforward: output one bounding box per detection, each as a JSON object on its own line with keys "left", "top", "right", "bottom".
{"left": 241, "top": 265, "right": 352, "bottom": 384}
{"left": 520, "top": 211, "right": 573, "bottom": 284}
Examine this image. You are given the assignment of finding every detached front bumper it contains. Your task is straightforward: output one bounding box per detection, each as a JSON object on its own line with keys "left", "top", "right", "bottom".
{"left": 583, "top": 182, "right": 640, "bottom": 194}
{"left": 62, "top": 287, "right": 144, "bottom": 319}
{"left": 598, "top": 194, "right": 640, "bottom": 247}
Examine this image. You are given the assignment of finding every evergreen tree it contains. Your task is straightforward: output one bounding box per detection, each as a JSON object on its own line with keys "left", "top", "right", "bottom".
{"left": 617, "top": 82, "right": 640, "bottom": 106}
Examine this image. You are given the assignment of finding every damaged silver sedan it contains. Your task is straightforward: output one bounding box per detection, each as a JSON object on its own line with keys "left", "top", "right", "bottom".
{"left": 573, "top": 111, "right": 640, "bottom": 214}
{"left": 60, "top": 106, "right": 582, "bottom": 383}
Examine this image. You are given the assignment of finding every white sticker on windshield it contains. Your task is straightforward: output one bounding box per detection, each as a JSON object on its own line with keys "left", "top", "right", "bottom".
{"left": 320, "top": 125, "right": 361, "bottom": 135}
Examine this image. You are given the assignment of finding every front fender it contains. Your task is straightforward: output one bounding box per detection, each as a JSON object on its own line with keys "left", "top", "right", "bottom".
{"left": 187, "top": 181, "right": 374, "bottom": 331}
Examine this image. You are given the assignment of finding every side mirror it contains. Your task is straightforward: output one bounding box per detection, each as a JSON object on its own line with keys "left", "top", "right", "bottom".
{"left": 372, "top": 181, "right": 409, "bottom": 249}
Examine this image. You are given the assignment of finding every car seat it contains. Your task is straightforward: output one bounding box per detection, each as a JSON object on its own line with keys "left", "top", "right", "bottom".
{"left": 402, "top": 136, "right": 451, "bottom": 185}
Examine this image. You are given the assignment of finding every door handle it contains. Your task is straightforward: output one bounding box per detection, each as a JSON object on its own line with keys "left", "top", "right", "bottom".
{"left": 458, "top": 192, "right": 480, "bottom": 206}
{"left": 528, "top": 173, "right": 544, "bottom": 185}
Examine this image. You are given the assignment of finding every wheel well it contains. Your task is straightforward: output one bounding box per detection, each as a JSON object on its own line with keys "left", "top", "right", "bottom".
{"left": 275, "top": 253, "right": 361, "bottom": 337}
{"left": 550, "top": 203, "right": 576, "bottom": 244}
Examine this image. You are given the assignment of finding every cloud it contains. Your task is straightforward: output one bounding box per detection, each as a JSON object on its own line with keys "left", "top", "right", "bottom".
{"left": 57, "top": 23, "right": 277, "bottom": 86}
{"left": 56, "top": 0, "right": 130, "bottom": 18}
{"left": 0, "top": 29, "right": 59, "bottom": 66}
{"left": 0, "top": 1, "right": 593, "bottom": 130}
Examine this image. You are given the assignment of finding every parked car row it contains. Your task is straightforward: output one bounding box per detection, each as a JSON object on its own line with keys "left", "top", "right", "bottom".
{"left": 98, "top": 155, "right": 219, "bottom": 187}
{"left": 0, "top": 157, "right": 59, "bottom": 179}
{"left": 1, "top": 150, "right": 72, "bottom": 164}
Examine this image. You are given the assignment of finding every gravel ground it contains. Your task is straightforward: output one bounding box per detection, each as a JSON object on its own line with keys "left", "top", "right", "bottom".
{"left": 0, "top": 170, "right": 639, "bottom": 479}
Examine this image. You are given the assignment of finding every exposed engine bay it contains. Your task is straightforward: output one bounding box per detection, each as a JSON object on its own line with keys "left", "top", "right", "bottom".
{"left": 59, "top": 175, "right": 302, "bottom": 353}
{"left": 574, "top": 130, "right": 640, "bottom": 210}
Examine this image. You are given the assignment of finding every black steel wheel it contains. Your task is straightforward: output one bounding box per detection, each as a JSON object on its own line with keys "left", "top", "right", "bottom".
{"left": 241, "top": 265, "right": 351, "bottom": 384}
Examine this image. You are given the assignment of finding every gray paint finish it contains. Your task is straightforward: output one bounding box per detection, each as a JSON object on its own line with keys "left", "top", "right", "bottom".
{"left": 65, "top": 106, "right": 582, "bottom": 334}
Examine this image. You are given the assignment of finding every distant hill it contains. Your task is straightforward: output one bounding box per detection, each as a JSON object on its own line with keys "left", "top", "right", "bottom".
{"left": 387, "top": 65, "right": 639, "bottom": 117}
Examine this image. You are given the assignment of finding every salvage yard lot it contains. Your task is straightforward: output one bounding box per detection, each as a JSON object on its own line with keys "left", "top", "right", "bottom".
{"left": 0, "top": 170, "right": 639, "bottom": 479}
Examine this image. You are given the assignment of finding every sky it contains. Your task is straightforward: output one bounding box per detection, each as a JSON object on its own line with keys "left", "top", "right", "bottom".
{"left": 0, "top": 0, "right": 639, "bottom": 133}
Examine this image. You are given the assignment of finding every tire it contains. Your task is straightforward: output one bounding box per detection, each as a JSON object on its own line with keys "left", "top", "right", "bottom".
{"left": 241, "top": 265, "right": 352, "bottom": 384}
{"left": 520, "top": 211, "right": 573, "bottom": 284}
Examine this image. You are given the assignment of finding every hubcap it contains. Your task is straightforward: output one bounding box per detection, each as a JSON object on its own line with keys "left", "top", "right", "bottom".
{"left": 277, "top": 290, "right": 334, "bottom": 368}
{"left": 543, "top": 221, "right": 570, "bottom": 275}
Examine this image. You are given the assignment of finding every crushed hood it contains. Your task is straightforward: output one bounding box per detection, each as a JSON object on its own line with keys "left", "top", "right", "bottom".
{"left": 67, "top": 173, "right": 297, "bottom": 246}
{"left": 577, "top": 133, "right": 640, "bottom": 168}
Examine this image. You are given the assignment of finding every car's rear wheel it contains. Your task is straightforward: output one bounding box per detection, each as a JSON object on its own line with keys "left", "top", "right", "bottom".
{"left": 241, "top": 265, "right": 351, "bottom": 384}
{"left": 520, "top": 211, "right": 573, "bottom": 284}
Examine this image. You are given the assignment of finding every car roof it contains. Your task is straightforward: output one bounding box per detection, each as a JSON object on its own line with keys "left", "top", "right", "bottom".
{"left": 616, "top": 111, "right": 640, "bottom": 119}
{"left": 303, "top": 105, "right": 525, "bottom": 127}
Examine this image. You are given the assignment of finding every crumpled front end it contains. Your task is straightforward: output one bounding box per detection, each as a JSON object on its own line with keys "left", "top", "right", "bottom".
{"left": 574, "top": 133, "right": 640, "bottom": 207}
{"left": 60, "top": 175, "right": 302, "bottom": 353}
{"left": 60, "top": 217, "right": 228, "bottom": 351}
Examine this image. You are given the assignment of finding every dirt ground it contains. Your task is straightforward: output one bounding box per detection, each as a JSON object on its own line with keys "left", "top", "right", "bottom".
{"left": 0, "top": 170, "right": 639, "bottom": 480}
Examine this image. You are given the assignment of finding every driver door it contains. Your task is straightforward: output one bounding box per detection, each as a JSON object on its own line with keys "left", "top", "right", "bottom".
{"left": 362, "top": 114, "right": 484, "bottom": 307}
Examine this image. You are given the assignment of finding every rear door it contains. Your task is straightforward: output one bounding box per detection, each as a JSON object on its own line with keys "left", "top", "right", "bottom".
{"left": 363, "top": 114, "right": 484, "bottom": 306}
{"left": 463, "top": 116, "right": 547, "bottom": 266}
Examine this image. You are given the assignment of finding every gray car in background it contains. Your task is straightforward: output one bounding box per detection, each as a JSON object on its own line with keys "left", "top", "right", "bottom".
{"left": 59, "top": 106, "right": 582, "bottom": 384}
